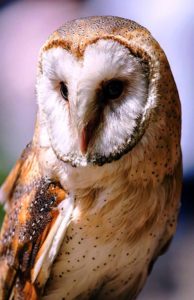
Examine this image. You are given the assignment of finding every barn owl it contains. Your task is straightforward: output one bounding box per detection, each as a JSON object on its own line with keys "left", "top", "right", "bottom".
{"left": 0, "top": 16, "right": 182, "bottom": 300}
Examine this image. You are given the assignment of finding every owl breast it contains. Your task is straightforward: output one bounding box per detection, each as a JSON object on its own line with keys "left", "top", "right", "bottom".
{"left": 42, "top": 164, "right": 171, "bottom": 300}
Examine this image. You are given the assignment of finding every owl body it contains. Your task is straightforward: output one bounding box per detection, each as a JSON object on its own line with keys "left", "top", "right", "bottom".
{"left": 0, "top": 16, "right": 181, "bottom": 300}
{"left": 41, "top": 159, "right": 174, "bottom": 300}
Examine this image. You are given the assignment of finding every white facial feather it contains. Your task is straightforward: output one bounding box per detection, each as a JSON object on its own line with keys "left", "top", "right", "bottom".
{"left": 37, "top": 39, "right": 148, "bottom": 166}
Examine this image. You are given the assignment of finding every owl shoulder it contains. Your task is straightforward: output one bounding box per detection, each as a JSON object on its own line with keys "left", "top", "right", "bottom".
{"left": 0, "top": 142, "right": 69, "bottom": 299}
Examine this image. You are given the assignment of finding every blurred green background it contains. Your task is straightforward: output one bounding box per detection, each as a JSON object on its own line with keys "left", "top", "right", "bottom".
{"left": 0, "top": 172, "right": 6, "bottom": 227}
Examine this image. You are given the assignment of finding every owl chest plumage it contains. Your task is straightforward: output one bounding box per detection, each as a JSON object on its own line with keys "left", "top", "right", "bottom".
{"left": 42, "top": 162, "right": 172, "bottom": 300}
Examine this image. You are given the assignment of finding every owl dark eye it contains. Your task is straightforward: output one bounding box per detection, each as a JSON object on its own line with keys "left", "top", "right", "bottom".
{"left": 60, "top": 82, "right": 68, "bottom": 101}
{"left": 103, "top": 79, "right": 124, "bottom": 100}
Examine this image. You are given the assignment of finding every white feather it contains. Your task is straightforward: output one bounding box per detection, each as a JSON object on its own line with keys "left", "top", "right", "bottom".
{"left": 32, "top": 195, "right": 74, "bottom": 284}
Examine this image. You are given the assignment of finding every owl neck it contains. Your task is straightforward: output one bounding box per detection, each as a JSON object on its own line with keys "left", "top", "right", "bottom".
{"left": 56, "top": 152, "right": 132, "bottom": 192}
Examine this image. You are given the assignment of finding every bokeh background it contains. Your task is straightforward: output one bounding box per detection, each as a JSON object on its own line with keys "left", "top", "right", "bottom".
{"left": 0, "top": 0, "right": 193, "bottom": 299}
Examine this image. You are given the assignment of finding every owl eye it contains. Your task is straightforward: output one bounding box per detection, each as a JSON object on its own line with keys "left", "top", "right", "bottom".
{"left": 60, "top": 82, "right": 68, "bottom": 101}
{"left": 103, "top": 79, "right": 124, "bottom": 100}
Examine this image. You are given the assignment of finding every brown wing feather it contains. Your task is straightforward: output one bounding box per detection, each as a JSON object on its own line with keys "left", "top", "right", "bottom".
{"left": 0, "top": 143, "right": 67, "bottom": 300}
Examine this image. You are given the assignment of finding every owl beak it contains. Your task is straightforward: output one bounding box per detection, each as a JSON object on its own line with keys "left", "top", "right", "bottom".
{"left": 80, "top": 128, "right": 88, "bottom": 155}
{"left": 78, "top": 102, "right": 102, "bottom": 155}
{"left": 80, "top": 126, "right": 91, "bottom": 155}
{"left": 79, "top": 120, "right": 95, "bottom": 155}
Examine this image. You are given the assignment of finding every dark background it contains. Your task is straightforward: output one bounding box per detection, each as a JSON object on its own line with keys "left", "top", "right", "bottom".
{"left": 0, "top": 1, "right": 193, "bottom": 299}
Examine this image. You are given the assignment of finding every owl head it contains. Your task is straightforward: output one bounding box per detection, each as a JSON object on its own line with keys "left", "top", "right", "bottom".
{"left": 36, "top": 16, "right": 180, "bottom": 168}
